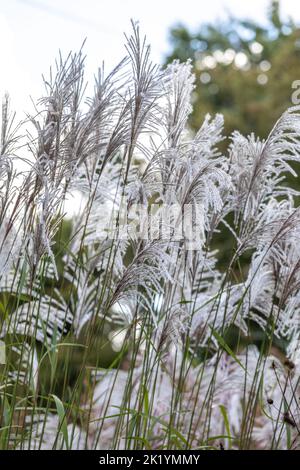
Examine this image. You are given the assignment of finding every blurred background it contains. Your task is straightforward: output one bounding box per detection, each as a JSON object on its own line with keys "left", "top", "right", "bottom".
{"left": 1, "top": 0, "right": 300, "bottom": 389}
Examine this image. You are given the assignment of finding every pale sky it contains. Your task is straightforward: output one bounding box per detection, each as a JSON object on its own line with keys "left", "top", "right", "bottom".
{"left": 1, "top": 0, "right": 300, "bottom": 113}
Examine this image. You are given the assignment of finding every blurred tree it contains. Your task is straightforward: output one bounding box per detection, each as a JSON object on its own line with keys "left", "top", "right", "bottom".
{"left": 166, "top": 1, "right": 300, "bottom": 146}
